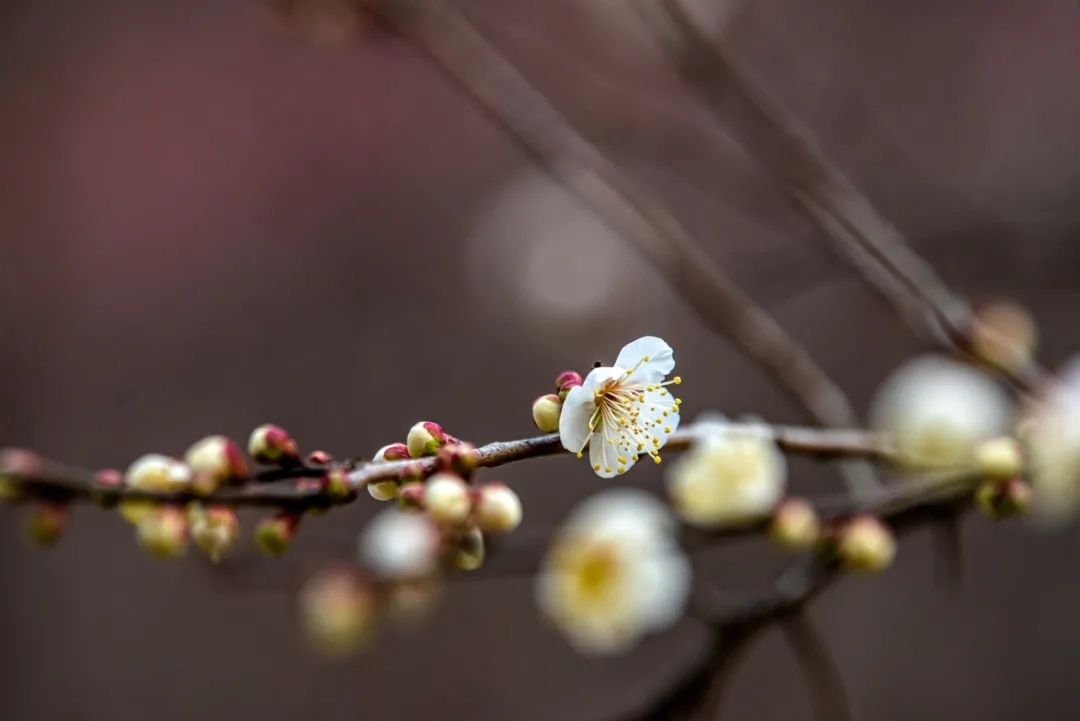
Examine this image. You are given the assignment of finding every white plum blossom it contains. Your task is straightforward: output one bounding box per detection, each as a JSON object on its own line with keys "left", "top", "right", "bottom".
{"left": 870, "top": 355, "right": 1013, "bottom": 469}
{"left": 359, "top": 509, "right": 440, "bottom": 580}
{"left": 559, "top": 336, "right": 682, "bottom": 478}
{"left": 667, "top": 415, "right": 786, "bottom": 527}
{"left": 1027, "top": 358, "right": 1080, "bottom": 522}
{"left": 535, "top": 489, "right": 690, "bottom": 655}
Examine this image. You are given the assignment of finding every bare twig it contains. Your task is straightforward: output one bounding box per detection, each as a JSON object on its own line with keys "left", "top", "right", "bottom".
{"left": 363, "top": 0, "right": 879, "bottom": 494}
{"left": 630, "top": 0, "right": 1046, "bottom": 392}
{"left": 782, "top": 612, "right": 852, "bottom": 721}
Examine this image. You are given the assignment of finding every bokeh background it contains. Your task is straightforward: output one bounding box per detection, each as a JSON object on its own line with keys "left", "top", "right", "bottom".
{"left": 2, "top": 1, "right": 1078, "bottom": 719}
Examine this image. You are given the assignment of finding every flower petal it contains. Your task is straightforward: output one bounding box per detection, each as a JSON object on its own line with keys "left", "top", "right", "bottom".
{"left": 615, "top": 336, "right": 675, "bottom": 384}
{"left": 559, "top": 384, "right": 595, "bottom": 453}
{"left": 589, "top": 430, "right": 635, "bottom": 478}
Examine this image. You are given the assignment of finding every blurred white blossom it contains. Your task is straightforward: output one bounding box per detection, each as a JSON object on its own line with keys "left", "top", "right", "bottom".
{"left": 667, "top": 415, "right": 786, "bottom": 527}
{"left": 359, "top": 509, "right": 439, "bottom": 580}
{"left": 559, "top": 336, "right": 682, "bottom": 478}
{"left": 535, "top": 489, "right": 690, "bottom": 655}
{"left": 1027, "top": 358, "right": 1080, "bottom": 522}
{"left": 870, "top": 355, "right": 1012, "bottom": 469}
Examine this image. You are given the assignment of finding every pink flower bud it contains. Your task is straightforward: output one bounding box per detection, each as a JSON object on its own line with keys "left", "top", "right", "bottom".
{"left": 406, "top": 421, "right": 449, "bottom": 458}
{"left": 373, "top": 443, "right": 411, "bottom": 462}
{"left": 554, "top": 370, "right": 584, "bottom": 392}
{"left": 184, "top": 435, "right": 250, "bottom": 494}
{"left": 189, "top": 505, "right": 240, "bottom": 563}
{"left": 255, "top": 512, "right": 301, "bottom": 557}
{"left": 136, "top": 506, "right": 189, "bottom": 559}
{"left": 307, "top": 450, "right": 334, "bottom": 465}
{"left": 397, "top": 482, "right": 425, "bottom": 510}
{"left": 26, "top": 503, "right": 67, "bottom": 547}
{"left": 247, "top": 424, "right": 301, "bottom": 466}
{"left": 437, "top": 442, "right": 479, "bottom": 477}
{"left": 976, "top": 478, "right": 1033, "bottom": 520}
{"left": 532, "top": 394, "right": 563, "bottom": 433}
{"left": 473, "top": 482, "right": 523, "bottom": 534}
{"left": 323, "top": 467, "right": 352, "bottom": 498}
{"left": 93, "top": 468, "right": 124, "bottom": 487}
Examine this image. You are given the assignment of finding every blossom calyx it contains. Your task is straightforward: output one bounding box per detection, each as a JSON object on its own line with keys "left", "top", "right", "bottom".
{"left": 248, "top": 424, "right": 301, "bottom": 466}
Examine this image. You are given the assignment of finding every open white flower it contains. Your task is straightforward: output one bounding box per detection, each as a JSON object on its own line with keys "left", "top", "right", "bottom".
{"left": 667, "top": 416, "right": 786, "bottom": 527}
{"left": 559, "top": 336, "right": 682, "bottom": 478}
{"left": 870, "top": 355, "right": 1013, "bottom": 469}
{"left": 535, "top": 489, "right": 690, "bottom": 655}
{"left": 1027, "top": 358, "right": 1080, "bottom": 522}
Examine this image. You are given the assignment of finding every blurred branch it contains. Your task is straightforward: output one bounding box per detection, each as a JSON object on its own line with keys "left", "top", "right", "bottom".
{"left": 629, "top": 0, "right": 1046, "bottom": 393}
{"left": 0, "top": 422, "right": 892, "bottom": 509}
{"left": 782, "top": 612, "right": 851, "bottom": 721}
{"left": 363, "top": 0, "right": 879, "bottom": 494}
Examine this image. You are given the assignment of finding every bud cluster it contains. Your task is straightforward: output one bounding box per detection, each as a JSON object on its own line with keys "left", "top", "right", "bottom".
{"left": 530, "top": 370, "right": 582, "bottom": 434}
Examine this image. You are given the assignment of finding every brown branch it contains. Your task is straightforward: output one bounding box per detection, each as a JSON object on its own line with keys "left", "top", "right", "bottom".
{"left": 781, "top": 612, "right": 852, "bottom": 721}
{"left": 629, "top": 0, "right": 1047, "bottom": 393}
{"left": 362, "top": 0, "right": 879, "bottom": 493}
{"left": 0, "top": 423, "right": 891, "bottom": 510}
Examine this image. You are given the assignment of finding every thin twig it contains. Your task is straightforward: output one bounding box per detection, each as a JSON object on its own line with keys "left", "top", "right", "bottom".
{"left": 630, "top": 0, "right": 1046, "bottom": 392}
{"left": 781, "top": 612, "right": 852, "bottom": 721}
{"left": 0, "top": 422, "right": 891, "bottom": 509}
{"left": 364, "top": 0, "right": 879, "bottom": 494}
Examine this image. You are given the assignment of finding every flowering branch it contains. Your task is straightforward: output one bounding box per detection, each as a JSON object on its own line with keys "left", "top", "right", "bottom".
{"left": 361, "top": 0, "right": 878, "bottom": 495}
{"left": 629, "top": 0, "right": 1047, "bottom": 392}
{"left": 0, "top": 423, "right": 891, "bottom": 509}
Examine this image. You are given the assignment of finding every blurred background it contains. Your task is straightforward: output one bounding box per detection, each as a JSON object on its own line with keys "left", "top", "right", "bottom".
{"left": 1, "top": 0, "right": 1078, "bottom": 719}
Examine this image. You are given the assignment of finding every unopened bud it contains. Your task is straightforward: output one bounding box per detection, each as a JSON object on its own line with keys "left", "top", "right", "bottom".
{"left": 299, "top": 569, "right": 377, "bottom": 657}
{"left": 423, "top": 473, "right": 471, "bottom": 525}
{"left": 473, "top": 482, "right": 523, "bottom": 534}
{"left": 307, "top": 450, "right": 333, "bottom": 465}
{"left": 769, "top": 498, "right": 820, "bottom": 550}
{"left": 323, "top": 467, "right": 352, "bottom": 498}
{"left": 976, "top": 478, "right": 1033, "bottom": 520}
{"left": 184, "top": 435, "right": 250, "bottom": 494}
{"left": 26, "top": 503, "right": 67, "bottom": 547}
{"left": 554, "top": 370, "right": 583, "bottom": 393}
{"left": 189, "top": 505, "right": 240, "bottom": 563}
{"left": 136, "top": 506, "right": 188, "bottom": 559}
{"left": 94, "top": 468, "right": 124, "bottom": 487}
{"left": 117, "top": 500, "right": 157, "bottom": 525}
{"left": 970, "top": 300, "right": 1037, "bottom": 373}
{"left": 359, "top": 509, "right": 440, "bottom": 580}
{"left": 255, "top": 512, "right": 300, "bottom": 557}
{"left": 368, "top": 443, "right": 411, "bottom": 501}
{"left": 837, "top": 515, "right": 896, "bottom": 572}
{"left": 532, "top": 394, "right": 563, "bottom": 433}
{"left": 437, "top": 442, "right": 479, "bottom": 477}
{"left": 125, "top": 454, "right": 193, "bottom": 493}
{"left": 248, "top": 424, "right": 300, "bottom": 466}
{"left": 397, "top": 481, "right": 425, "bottom": 510}
{"left": 406, "top": 421, "right": 448, "bottom": 458}
{"left": 446, "top": 526, "right": 485, "bottom": 571}
{"left": 973, "top": 436, "right": 1024, "bottom": 481}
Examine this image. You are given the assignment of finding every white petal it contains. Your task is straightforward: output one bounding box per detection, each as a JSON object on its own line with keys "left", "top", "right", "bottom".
{"left": 559, "top": 384, "right": 595, "bottom": 453}
{"left": 634, "top": 547, "right": 691, "bottom": 631}
{"left": 589, "top": 430, "right": 635, "bottom": 478}
{"left": 615, "top": 336, "right": 675, "bottom": 384}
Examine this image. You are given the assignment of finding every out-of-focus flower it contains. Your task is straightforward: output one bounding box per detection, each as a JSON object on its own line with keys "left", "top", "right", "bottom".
{"left": 976, "top": 478, "right": 1033, "bottom": 521}
{"left": 559, "top": 336, "right": 681, "bottom": 478}
{"left": 136, "top": 506, "right": 189, "bottom": 559}
{"left": 973, "top": 436, "right": 1024, "bottom": 481}
{"left": 184, "top": 435, "right": 249, "bottom": 494}
{"left": 473, "top": 482, "right": 523, "bottom": 534}
{"left": 532, "top": 394, "right": 563, "bottom": 433}
{"left": 359, "top": 509, "right": 440, "bottom": 580}
{"left": 769, "top": 498, "right": 820, "bottom": 550}
{"left": 368, "top": 443, "right": 411, "bottom": 501}
{"left": 667, "top": 417, "right": 785, "bottom": 527}
{"left": 836, "top": 515, "right": 896, "bottom": 572}
{"left": 970, "top": 300, "right": 1038, "bottom": 374}
{"left": 299, "top": 569, "right": 377, "bottom": 657}
{"left": 255, "top": 512, "right": 300, "bottom": 557}
{"left": 536, "top": 489, "right": 690, "bottom": 655}
{"left": 870, "top": 355, "right": 1012, "bottom": 469}
{"left": 248, "top": 424, "right": 300, "bottom": 466}
{"left": 1026, "top": 359, "right": 1080, "bottom": 522}
{"left": 422, "top": 473, "right": 471, "bottom": 526}
{"left": 126, "top": 454, "right": 193, "bottom": 493}
{"left": 189, "top": 505, "right": 240, "bottom": 563}
{"left": 446, "top": 527, "right": 485, "bottom": 571}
